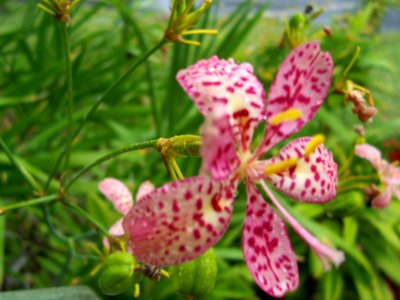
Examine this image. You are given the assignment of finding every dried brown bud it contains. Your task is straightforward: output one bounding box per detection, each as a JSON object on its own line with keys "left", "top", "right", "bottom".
{"left": 353, "top": 125, "right": 365, "bottom": 137}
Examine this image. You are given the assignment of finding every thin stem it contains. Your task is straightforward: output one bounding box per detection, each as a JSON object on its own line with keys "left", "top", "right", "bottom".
{"left": 171, "top": 158, "right": 184, "bottom": 179}
{"left": 338, "top": 174, "right": 379, "bottom": 186}
{"left": 64, "top": 139, "right": 159, "bottom": 190}
{"left": 66, "top": 202, "right": 109, "bottom": 236}
{"left": 0, "top": 194, "right": 59, "bottom": 214}
{"left": 163, "top": 157, "right": 178, "bottom": 181}
{"left": 0, "top": 137, "right": 41, "bottom": 191}
{"left": 337, "top": 184, "right": 368, "bottom": 194}
{"left": 60, "top": 22, "right": 75, "bottom": 179}
{"left": 116, "top": 6, "right": 160, "bottom": 136}
{"left": 42, "top": 204, "right": 69, "bottom": 242}
{"left": 334, "top": 46, "right": 361, "bottom": 91}
{"left": 338, "top": 151, "right": 354, "bottom": 177}
{"left": 45, "top": 39, "right": 167, "bottom": 191}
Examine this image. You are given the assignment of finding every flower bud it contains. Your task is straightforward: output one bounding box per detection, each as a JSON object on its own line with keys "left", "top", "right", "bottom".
{"left": 98, "top": 252, "right": 142, "bottom": 295}
{"left": 289, "top": 13, "right": 309, "bottom": 30}
{"left": 324, "top": 191, "right": 364, "bottom": 217}
{"left": 169, "top": 248, "right": 217, "bottom": 299}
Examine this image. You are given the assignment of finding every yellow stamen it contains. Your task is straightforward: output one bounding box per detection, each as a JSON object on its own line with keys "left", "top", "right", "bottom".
{"left": 264, "top": 158, "right": 298, "bottom": 176}
{"left": 133, "top": 283, "right": 140, "bottom": 298}
{"left": 160, "top": 269, "right": 170, "bottom": 278}
{"left": 270, "top": 108, "right": 302, "bottom": 125}
{"left": 304, "top": 134, "right": 325, "bottom": 157}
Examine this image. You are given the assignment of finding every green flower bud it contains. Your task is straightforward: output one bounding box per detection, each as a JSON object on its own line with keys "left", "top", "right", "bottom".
{"left": 289, "top": 13, "right": 310, "bottom": 30}
{"left": 98, "top": 252, "right": 142, "bottom": 295}
{"left": 324, "top": 191, "right": 364, "bottom": 217}
{"left": 169, "top": 248, "right": 217, "bottom": 300}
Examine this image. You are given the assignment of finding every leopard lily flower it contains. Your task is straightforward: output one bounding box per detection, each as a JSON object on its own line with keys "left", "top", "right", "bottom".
{"left": 355, "top": 144, "right": 400, "bottom": 208}
{"left": 122, "top": 42, "right": 344, "bottom": 297}
{"left": 98, "top": 178, "right": 154, "bottom": 249}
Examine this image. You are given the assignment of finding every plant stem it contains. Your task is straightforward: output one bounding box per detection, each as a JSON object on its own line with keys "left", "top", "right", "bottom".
{"left": 0, "top": 137, "right": 41, "bottom": 191}
{"left": 45, "top": 39, "right": 167, "bottom": 191}
{"left": 66, "top": 202, "right": 109, "bottom": 236}
{"left": 64, "top": 139, "right": 159, "bottom": 190}
{"left": 0, "top": 194, "right": 59, "bottom": 215}
{"left": 60, "top": 22, "right": 75, "bottom": 180}
{"left": 171, "top": 158, "right": 184, "bottom": 179}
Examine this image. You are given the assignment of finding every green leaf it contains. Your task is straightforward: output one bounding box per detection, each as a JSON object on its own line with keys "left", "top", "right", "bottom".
{"left": 0, "top": 286, "right": 100, "bottom": 300}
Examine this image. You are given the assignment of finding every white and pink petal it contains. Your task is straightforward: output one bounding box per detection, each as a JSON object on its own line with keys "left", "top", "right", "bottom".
{"left": 242, "top": 181, "right": 298, "bottom": 297}
{"left": 122, "top": 176, "right": 235, "bottom": 266}
{"left": 98, "top": 178, "right": 133, "bottom": 214}
{"left": 136, "top": 180, "right": 155, "bottom": 203}
{"left": 177, "top": 56, "right": 266, "bottom": 152}
{"left": 256, "top": 137, "right": 337, "bottom": 203}
{"left": 354, "top": 144, "right": 382, "bottom": 170}
{"left": 256, "top": 42, "right": 333, "bottom": 154}
{"left": 200, "top": 115, "right": 240, "bottom": 180}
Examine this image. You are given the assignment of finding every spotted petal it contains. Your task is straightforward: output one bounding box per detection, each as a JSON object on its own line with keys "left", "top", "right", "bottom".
{"left": 122, "top": 176, "right": 235, "bottom": 266}
{"left": 256, "top": 42, "right": 333, "bottom": 155}
{"left": 242, "top": 181, "right": 298, "bottom": 297}
{"left": 136, "top": 180, "right": 155, "bottom": 203}
{"left": 200, "top": 114, "right": 240, "bottom": 180}
{"left": 177, "top": 55, "right": 266, "bottom": 151}
{"left": 259, "top": 137, "right": 337, "bottom": 203}
{"left": 99, "top": 178, "right": 133, "bottom": 214}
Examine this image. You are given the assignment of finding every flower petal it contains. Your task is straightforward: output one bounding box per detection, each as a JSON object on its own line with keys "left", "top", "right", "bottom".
{"left": 200, "top": 115, "right": 240, "bottom": 180}
{"left": 242, "top": 181, "right": 298, "bottom": 297}
{"left": 102, "top": 218, "right": 124, "bottom": 250}
{"left": 259, "top": 180, "right": 345, "bottom": 269}
{"left": 257, "top": 137, "right": 337, "bottom": 203}
{"left": 256, "top": 42, "right": 333, "bottom": 155}
{"left": 177, "top": 56, "right": 266, "bottom": 151}
{"left": 136, "top": 180, "right": 155, "bottom": 203}
{"left": 98, "top": 178, "right": 133, "bottom": 214}
{"left": 122, "top": 176, "right": 235, "bottom": 266}
{"left": 354, "top": 144, "right": 382, "bottom": 170}
{"left": 371, "top": 188, "right": 392, "bottom": 209}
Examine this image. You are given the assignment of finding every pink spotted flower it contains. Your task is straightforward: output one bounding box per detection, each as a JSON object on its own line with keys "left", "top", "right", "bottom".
{"left": 122, "top": 42, "right": 344, "bottom": 297}
{"left": 355, "top": 144, "right": 400, "bottom": 208}
{"left": 98, "top": 178, "right": 154, "bottom": 248}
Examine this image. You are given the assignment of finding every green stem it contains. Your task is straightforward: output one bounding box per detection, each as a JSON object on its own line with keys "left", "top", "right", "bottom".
{"left": 337, "top": 184, "right": 368, "bottom": 194}
{"left": 116, "top": 6, "right": 160, "bottom": 136}
{"left": 0, "top": 194, "right": 59, "bottom": 215}
{"left": 334, "top": 46, "right": 361, "bottom": 91}
{"left": 45, "top": 39, "right": 167, "bottom": 191}
{"left": 0, "top": 137, "right": 41, "bottom": 191}
{"left": 60, "top": 22, "right": 75, "bottom": 179}
{"left": 171, "top": 158, "right": 184, "bottom": 179}
{"left": 64, "top": 139, "right": 159, "bottom": 190}
{"left": 66, "top": 202, "right": 109, "bottom": 236}
{"left": 42, "top": 204, "right": 69, "bottom": 242}
{"left": 338, "top": 174, "right": 379, "bottom": 186}
{"left": 163, "top": 157, "right": 178, "bottom": 181}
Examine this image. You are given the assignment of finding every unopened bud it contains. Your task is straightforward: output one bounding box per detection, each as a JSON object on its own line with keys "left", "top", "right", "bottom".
{"left": 169, "top": 248, "right": 217, "bottom": 299}
{"left": 98, "top": 252, "right": 142, "bottom": 295}
{"left": 289, "top": 13, "right": 309, "bottom": 30}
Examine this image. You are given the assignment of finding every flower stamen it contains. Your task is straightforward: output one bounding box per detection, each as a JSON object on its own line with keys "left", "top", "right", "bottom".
{"left": 304, "top": 134, "right": 325, "bottom": 157}
{"left": 264, "top": 158, "right": 298, "bottom": 176}
{"left": 269, "top": 108, "right": 302, "bottom": 125}
{"left": 133, "top": 283, "right": 140, "bottom": 298}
